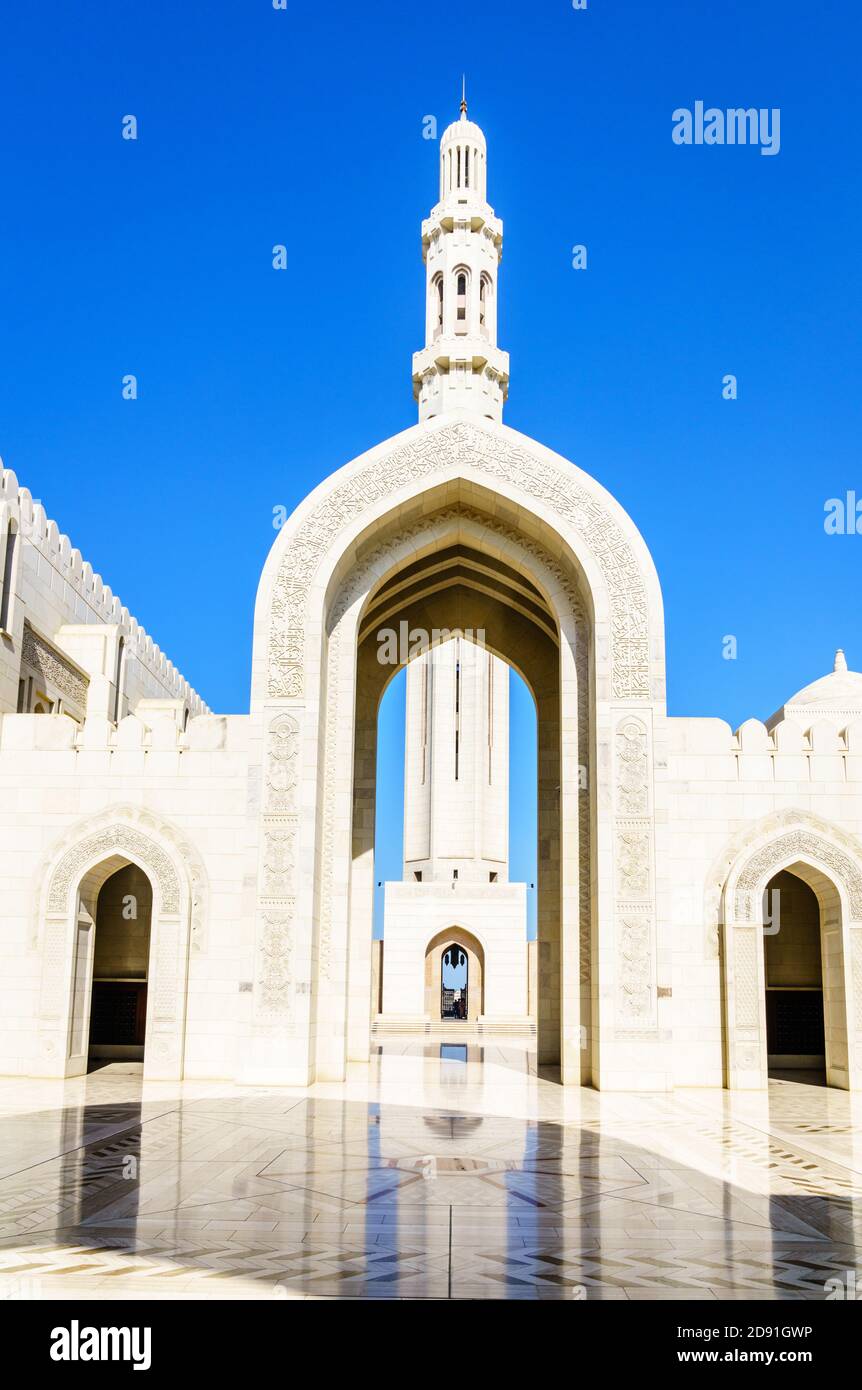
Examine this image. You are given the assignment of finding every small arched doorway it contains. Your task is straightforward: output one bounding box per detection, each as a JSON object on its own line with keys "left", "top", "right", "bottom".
{"left": 88, "top": 865, "right": 153, "bottom": 1066}
{"left": 424, "top": 928, "right": 484, "bottom": 1021}
{"left": 723, "top": 830, "right": 860, "bottom": 1090}
{"left": 67, "top": 858, "right": 154, "bottom": 1071}
{"left": 763, "top": 868, "right": 838, "bottom": 1083}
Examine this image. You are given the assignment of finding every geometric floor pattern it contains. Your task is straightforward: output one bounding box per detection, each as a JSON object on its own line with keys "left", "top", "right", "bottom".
{"left": 2, "top": 1039, "right": 862, "bottom": 1299}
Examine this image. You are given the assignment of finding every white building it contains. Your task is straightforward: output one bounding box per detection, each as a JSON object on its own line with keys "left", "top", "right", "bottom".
{"left": 1, "top": 98, "right": 861, "bottom": 1092}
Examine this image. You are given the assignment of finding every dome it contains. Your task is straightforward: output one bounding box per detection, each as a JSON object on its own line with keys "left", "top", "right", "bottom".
{"left": 767, "top": 649, "right": 862, "bottom": 728}
{"left": 440, "top": 113, "right": 486, "bottom": 151}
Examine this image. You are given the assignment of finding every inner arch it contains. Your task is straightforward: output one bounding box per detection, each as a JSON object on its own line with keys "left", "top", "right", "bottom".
{"left": 339, "top": 503, "right": 591, "bottom": 1081}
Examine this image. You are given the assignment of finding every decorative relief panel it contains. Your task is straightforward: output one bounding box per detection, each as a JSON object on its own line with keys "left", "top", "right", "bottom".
{"left": 615, "top": 719, "right": 649, "bottom": 815}
{"left": 735, "top": 1041, "right": 760, "bottom": 1071}
{"left": 152, "top": 921, "right": 179, "bottom": 1022}
{"left": 616, "top": 826, "right": 651, "bottom": 900}
{"left": 267, "top": 421, "right": 650, "bottom": 702}
{"left": 852, "top": 931, "right": 862, "bottom": 1033}
{"left": 733, "top": 929, "right": 760, "bottom": 1031}
{"left": 616, "top": 910, "right": 652, "bottom": 1023}
{"left": 255, "top": 712, "right": 302, "bottom": 1013}
{"left": 734, "top": 830, "right": 862, "bottom": 922}
{"left": 577, "top": 630, "right": 591, "bottom": 990}
{"left": 257, "top": 907, "right": 295, "bottom": 1014}
{"left": 39, "top": 919, "right": 68, "bottom": 1019}
{"left": 265, "top": 713, "right": 299, "bottom": 813}
{"left": 613, "top": 715, "right": 656, "bottom": 1031}
{"left": 316, "top": 635, "right": 341, "bottom": 983}
{"left": 262, "top": 824, "right": 298, "bottom": 899}
{"left": 22, "top": 621, "right": 89, "bottom": 708}
{"left": 48, "top": 824, "right": 180, "bottom": 915}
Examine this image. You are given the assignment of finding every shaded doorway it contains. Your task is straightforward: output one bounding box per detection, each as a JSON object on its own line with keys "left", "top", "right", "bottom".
{"left": 764, "top": 870, "right": 825, "bottom": 1078}
{"left": 441, "top": 943, "right": 468, "bottom": 1019}
{"left": 87, "top": 864, "right": 153, "bottom": 1067}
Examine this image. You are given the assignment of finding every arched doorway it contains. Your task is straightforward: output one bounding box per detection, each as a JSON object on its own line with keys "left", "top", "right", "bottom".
{"left": 763, "top": 870, "right": 827, "bottom": 1079}
{"left": 67, "top": 857, "right": 154, "bottom": 1071}
{"left": 722, "top": 824, "right": 862, "bottom": 1090}
{"left": 37, "top": 808, "right": 202, "bottom": 1081}
{"left": 441, "top": 945, "right": 467, "bottom": 1019}
{"left": 424, "top": 928, "right": 485, "bottom": 1021}
{"left": 87, "top": 864, "right": 153, "bottom": 1067}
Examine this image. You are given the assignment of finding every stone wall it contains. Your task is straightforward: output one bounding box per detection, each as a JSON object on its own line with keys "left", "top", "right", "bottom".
{"left": 661, "top": 714, "right": 862, "bottom": 1087}
{"left": 0, "top": 707, "right": 251, "bottom": 1079}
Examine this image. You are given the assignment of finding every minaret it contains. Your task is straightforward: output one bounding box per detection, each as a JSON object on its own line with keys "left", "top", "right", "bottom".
{"left": 402, "top": 639, "right": 510, "bottom": 884}
{"left": 412, "top": 86, "right": 510, "bottom": 421}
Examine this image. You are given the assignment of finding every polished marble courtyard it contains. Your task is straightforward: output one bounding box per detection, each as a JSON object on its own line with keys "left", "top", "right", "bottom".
{"left": 1, "top": 1036, "right": 862, "bottom": 1300}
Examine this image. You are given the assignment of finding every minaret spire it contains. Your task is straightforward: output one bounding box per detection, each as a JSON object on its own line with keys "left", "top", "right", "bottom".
{"left": 411, "top": 97, "right": 510, "bottom": 421}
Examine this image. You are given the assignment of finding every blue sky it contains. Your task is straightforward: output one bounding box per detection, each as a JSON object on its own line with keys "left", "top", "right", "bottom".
{"left": 1, "top": 1, "right": 859, "bottom": 930}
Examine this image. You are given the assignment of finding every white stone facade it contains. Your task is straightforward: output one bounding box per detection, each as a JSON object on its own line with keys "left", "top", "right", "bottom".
{"left": 1, "top": 102, "right": 861, "bottom": 1092}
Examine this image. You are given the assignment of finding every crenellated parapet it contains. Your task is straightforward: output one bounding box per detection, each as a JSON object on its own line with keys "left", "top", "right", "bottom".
{"left": 666, "top": 713, "right": 862, "bottom": 782}
{"left": 0, "top": 707, "right": 245, "bottom": 754}
{"left": 0, "top": 463, "right": 209, "bottom": 714}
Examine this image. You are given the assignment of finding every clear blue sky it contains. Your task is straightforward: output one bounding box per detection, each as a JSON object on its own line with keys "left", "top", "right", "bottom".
{"left": 1, "top": 2, "right": 859, "bottom": 929}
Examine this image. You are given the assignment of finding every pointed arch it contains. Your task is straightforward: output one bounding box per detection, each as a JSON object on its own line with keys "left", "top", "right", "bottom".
{"left": 247, "top": 415, "right": 666, "bottom": 1089}
{"left": 35, "top": 806, "right": 207, "bottom": 1080}
{"left": 719, "top": 811, "right": 862, "bottom": 1091}
{"left": 425, "top": 925, "right": 485, "bottom": 1021}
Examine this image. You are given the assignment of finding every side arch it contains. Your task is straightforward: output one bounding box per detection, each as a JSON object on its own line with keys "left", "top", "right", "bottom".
{"left": 719, "top": 813, "right": 862, "bottom": 1090}
{"left": 35, "top": 806, "right": 206, "bottom": 1080}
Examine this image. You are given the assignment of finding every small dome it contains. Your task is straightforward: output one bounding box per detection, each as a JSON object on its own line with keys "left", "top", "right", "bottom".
{"left": 440, "top": 113, "right": 486, "bottom": 151}
{"left": 767, "top": 650, "right": 862, "bottom": 728}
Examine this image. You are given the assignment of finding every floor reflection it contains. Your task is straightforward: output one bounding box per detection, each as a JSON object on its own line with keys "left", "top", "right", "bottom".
{"left": 1, "top": 1042, "right": 862, "bottom": 1299}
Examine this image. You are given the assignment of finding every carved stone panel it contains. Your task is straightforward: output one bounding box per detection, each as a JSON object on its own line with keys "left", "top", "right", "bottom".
{"left": 257, "top": 908, "right": 295, "bottom": 1014}
{"left": 733, "top": 928, "right": 760, "bottom": 1032}
{"left": 254, "top": 711, "right": 302, "bottom": 1017}
{"left": 22, "top": 621, "right": 89, "bottom": 708}
{"left": 734, "top": 831, "right": 862, "bottom": 922}
{"left": 616, "top": 910, "right": 652, "bottom": 1023}
{"left": 265, "top": 713, "right": 299, "bottom": 814}
{"left": 615, "top": 719, "right": 649, "bottom": 815}
{"left": 261, "top": 824, "right": 298, "bottom": 899}
{"left": 48, "top": 824, "right": 180, "bottom": 915}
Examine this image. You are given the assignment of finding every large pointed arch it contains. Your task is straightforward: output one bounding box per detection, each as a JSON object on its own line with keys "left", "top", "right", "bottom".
{"left": 246, "top": 413, "right": 668, "bottom": 1089}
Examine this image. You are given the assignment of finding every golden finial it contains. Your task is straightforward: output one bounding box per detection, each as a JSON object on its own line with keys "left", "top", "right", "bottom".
{"left": 460, "top": 75, "right": 467, "bottom": 116}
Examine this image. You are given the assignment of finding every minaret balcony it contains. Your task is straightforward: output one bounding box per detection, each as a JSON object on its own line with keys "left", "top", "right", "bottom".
{"left": 413, "top": 341, "right": 509, "bottom": 382}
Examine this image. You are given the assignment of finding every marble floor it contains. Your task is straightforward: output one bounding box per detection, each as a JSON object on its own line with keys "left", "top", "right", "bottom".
{"left": 1, "top": 1037, "right": 862, "bottom": 1300}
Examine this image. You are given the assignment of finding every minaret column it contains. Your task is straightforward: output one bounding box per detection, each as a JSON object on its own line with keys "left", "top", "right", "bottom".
{"left": 412, "top": 93, "right": 510, "bottom": 422}
{"left": 403, "top": 640, "right": 509, "bottom": 885}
